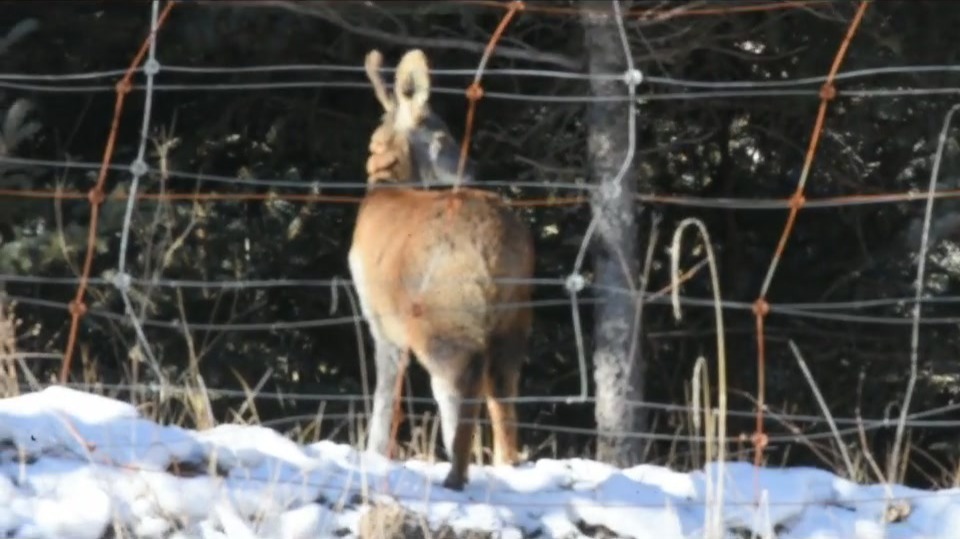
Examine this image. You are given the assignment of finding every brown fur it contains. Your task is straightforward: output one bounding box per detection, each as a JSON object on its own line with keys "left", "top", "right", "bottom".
{"left": 350, "top": 49, "right": 534, "bottom": 490}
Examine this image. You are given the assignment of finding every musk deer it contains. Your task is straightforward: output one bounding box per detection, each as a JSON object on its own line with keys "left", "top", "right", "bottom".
{"left": 349, "top": 49, "right": 534, "bottom": 490}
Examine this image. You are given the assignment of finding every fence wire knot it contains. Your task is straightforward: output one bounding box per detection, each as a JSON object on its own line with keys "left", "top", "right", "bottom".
{"left": 819, "top": 82, "right": 837, "bottom": 101}
{"left": 623, "top": 68, "right": 643, "bottom": 87}
{"left": 789, "top": 192, "right": 806, "bottom": 210}
{"left": 465, "top": 82, "right": 484, "bottom": 102}
{"left": 565, "top": 273, "right": 586, "bottom": 293}
{"left": 143, "top": 58, "right": 161, "bottom": 76}
{"left": 752, "top": 299, "right": 769, "bottom": 318}
{"left": 751, "top": 431, "right": 769, "bottom": 452}
{"left": 115, "top": 79, "right": 132, "bottom": 96}
{"left": 130, "top": 158, "right": 148, "bottom": 177}
{"left": 112, "top": 272, "right": 132, "bottom": 293}
{"left": 87, "top": 187, "right": 105, "bottom": 206}
{"left": 67, "top": 300, "right": 87, "bottom": 318}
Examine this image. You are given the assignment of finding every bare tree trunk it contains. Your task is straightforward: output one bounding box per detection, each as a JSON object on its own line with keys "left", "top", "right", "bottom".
{"left": 580, "top": 1, "right": 646, "bottom": 468}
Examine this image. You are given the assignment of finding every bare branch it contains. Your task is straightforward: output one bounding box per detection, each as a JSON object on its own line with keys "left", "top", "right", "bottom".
{"left": 209, "top": 0, "right": 582, "bottom": 70}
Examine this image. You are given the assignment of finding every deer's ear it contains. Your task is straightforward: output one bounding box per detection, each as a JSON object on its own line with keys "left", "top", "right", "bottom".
{"left": 365, "top": 49, "right": 395, "bottom": 113}
{"left": 394, "top": 49, "right": 431, "bottom": 122}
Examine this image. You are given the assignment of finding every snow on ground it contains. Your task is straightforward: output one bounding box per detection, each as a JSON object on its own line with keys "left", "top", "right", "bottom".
{"left": 0, "top": 387, "right": 958, "bottom": 539}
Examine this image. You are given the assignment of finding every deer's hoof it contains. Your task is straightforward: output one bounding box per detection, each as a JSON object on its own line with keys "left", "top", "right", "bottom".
{"left": 442, "top": 472, "right": 466, "bottom": 491}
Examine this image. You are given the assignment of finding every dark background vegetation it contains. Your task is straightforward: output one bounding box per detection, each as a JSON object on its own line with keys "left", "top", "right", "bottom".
{"left": 1, "top": 0, "right": 960, "bottom": 488}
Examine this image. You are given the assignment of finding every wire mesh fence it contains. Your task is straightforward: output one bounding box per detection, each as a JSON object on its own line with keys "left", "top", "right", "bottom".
{"left": 1, "top": 0, "right": 959, "bottom": 518}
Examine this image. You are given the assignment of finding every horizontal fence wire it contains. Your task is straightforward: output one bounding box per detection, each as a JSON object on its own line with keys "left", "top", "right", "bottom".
{"left": 3, "top": 155, "right": 960, "bottom": 209}
{"left": 3, "top": 287, "right": 960, "bottom": 327}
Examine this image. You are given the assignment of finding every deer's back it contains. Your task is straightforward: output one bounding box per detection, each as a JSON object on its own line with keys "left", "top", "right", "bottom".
{"left": 349, "top": 187, "right": 534, "bottom": 356}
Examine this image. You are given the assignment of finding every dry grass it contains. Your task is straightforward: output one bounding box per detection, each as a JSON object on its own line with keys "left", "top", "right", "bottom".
{"left": 359, "top": 502, "right": 495, "bottom": 539}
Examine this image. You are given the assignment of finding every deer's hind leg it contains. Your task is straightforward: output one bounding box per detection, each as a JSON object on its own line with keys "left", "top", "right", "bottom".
{"left": 484, "top": 330, "right": 525, "bottom": 467}
{"left": 424, "top": 338, "right": 485, "bottom": 491}
{"left": 366, "top": 336, "right": 405, "bottom": 458}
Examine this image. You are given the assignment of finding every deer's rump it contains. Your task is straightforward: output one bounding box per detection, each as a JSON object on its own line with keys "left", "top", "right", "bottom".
{"left": 349, "top": 187, "right": 534, "bottom": 363}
